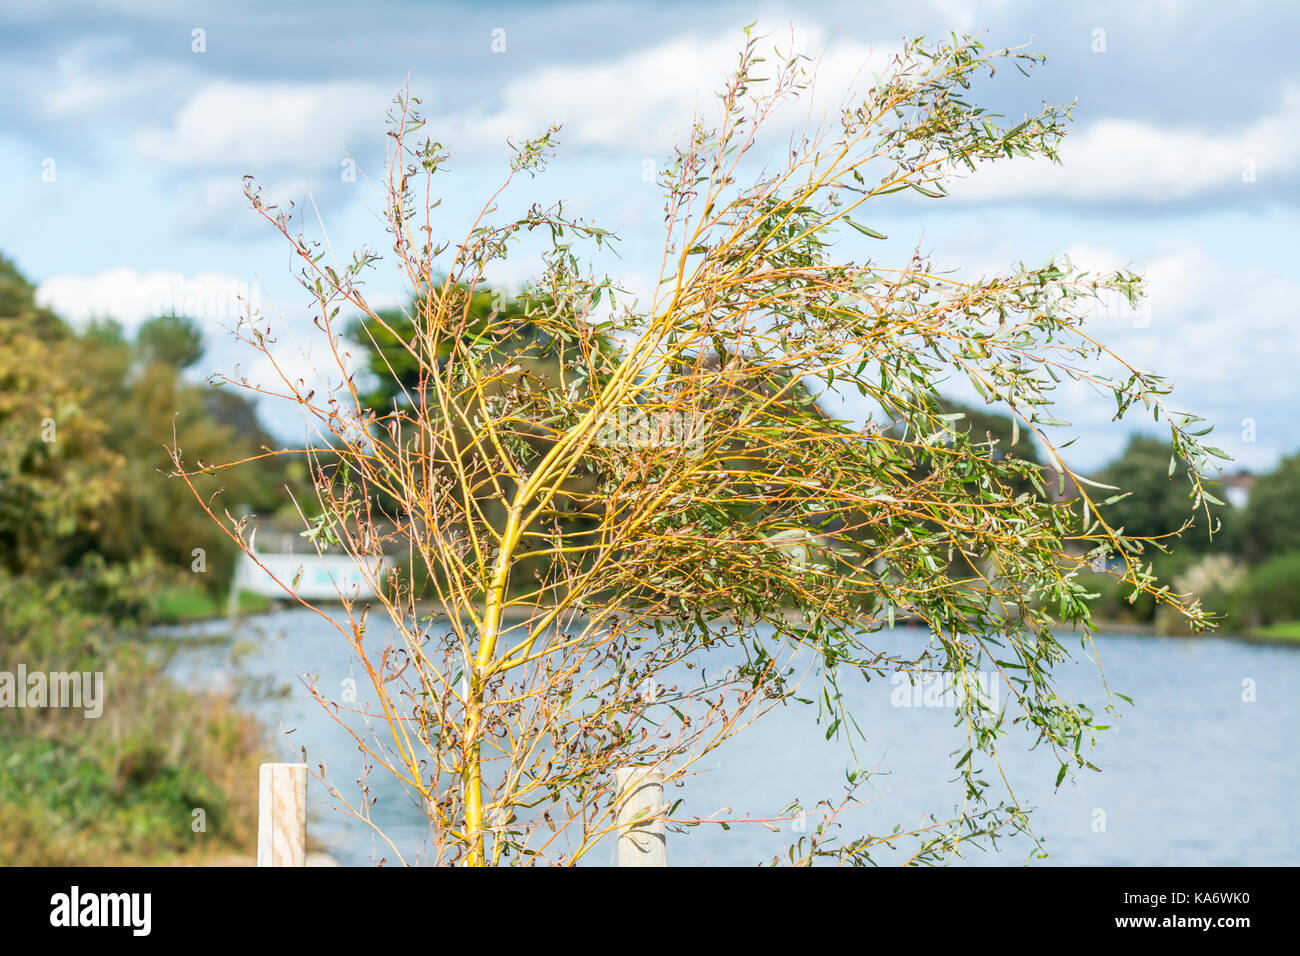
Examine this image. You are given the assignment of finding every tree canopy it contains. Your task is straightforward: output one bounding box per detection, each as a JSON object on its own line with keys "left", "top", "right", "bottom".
{"left": 182, "top": 32, "right": 1227, "bottom": 865}
{"left": 0, "top": 258, "right": 289, "bottom": 595}
{"left": 1095, "top": 434, "right": 1234, "bottom": 557}
{"left": 1241, "top": 452, "right": 1300, "bottom": 563}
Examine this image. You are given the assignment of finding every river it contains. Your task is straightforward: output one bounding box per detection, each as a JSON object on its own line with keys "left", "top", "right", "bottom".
{"left": 164, "top": 610, "right": 1299, "bottom": 866}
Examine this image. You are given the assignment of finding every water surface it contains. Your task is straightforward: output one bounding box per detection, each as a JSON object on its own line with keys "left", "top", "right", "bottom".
{"left": 165, "top": 611, "right": 1299, "bottom": 866}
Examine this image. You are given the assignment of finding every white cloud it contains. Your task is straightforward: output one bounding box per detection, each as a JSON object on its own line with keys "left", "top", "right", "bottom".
{"left": 435, "top": 25, "right": 899, "bottom": 158}
{"left": 1048, "top": 241, "right": 1300, "bottom": 469}
{"left": 879, "top": 237, "right": 1298, "bottom": 470}
{"left": 36, "top": 267, "right": 264, "bottom": 332}
{"left": 186, "top": 173, "right": 314, "bottom": 235}
{"left": 34, "top": 267, "right": 360, "bottom": 441}
{"left": 945, "top": 84, "right": 1300, "bottom": 204}
{"left": 416, "top": 26, "right": 1297, "bottom": 209}
{"left": 26, "top": 36, "right": 196, "bottom": 121}
{"left": 136, "top": 79, "right": 393, "bottom": 169}
{"left": 124, "top": 23, "right": 1299, "bottom": 217}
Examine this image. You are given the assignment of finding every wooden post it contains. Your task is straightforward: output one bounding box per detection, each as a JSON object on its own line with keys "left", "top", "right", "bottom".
{"left": 258, "top": 763, "right": 307, "bottom": 866}
{"left": 614, "top": 767, "right": 666, "bottom": 867}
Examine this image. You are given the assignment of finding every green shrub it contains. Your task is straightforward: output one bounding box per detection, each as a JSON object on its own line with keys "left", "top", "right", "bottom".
{"left": 1231, "top": 551, "right": 1300, "bottom": 628}
{"left": 0, "top": 571, "right": 266, "bottom": 864}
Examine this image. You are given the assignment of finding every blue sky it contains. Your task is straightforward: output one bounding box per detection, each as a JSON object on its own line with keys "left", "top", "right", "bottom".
{"left": 3, "top": 0, "right": 1297, "bottom": 472}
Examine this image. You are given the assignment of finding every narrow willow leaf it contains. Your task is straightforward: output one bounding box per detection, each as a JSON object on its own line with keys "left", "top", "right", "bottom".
{"left": 844, "top": 218, "right": 887, "bottom": 239}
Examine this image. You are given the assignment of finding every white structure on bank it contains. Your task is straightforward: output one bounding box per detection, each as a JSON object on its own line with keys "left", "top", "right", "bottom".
{"left": 230, "top": 521, "right": 388, "bottom": 602}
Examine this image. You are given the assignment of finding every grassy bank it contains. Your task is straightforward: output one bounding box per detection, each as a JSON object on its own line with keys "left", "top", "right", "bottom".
{"left": 151, "top": 583, "right": 273, "bottom": 624}
{"left": 0, "top": 571, "right": 268, "bottom": 865}
{"left": 1245, "top": 620, "right": 1300, "bottom": 643}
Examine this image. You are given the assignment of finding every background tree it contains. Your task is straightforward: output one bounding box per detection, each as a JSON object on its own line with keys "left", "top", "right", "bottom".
{"left": 934, "top": 396, "right": 1043, "bottom": 468}
{"left": 0, "top": 256, "right": 269, "bottom": 864}
{"left": 137, "top": 313, "right": 205, "bottom": 370}
{"left": 1095, "top": 436, "right": 1195, "bottom": 543}
{"left": 0, "top": 254, "right": 64, "bottom": 338}
{"left": 348, "top": 287, "right": 540, "bottom": 411}
{"left": 0, "top": 259, "right": 290, "bottom": 596}
{"left": 181, "top": 32, "right": 1225, "bottom": 866}
{"left": 0, "top": 283, "right": 122, "bottom": 578}
{"left": 1240, "top": 452, "right": 1300, "bottom": 563}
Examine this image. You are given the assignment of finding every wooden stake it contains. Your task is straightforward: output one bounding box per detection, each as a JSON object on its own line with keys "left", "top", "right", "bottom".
{"left": 614, "top": 767, "right": 666, "bottom": 867}
{"left": 258, "top": 763, "right": 307, "bottom": 867}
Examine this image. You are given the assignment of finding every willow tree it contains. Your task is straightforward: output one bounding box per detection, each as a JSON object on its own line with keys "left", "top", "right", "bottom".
{"left": 176, "top": 31, "right": 1225, "bottom": 865}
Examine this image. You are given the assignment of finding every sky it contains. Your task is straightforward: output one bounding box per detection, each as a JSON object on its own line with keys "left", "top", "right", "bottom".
{"left": 3, "top": 0, "right": 1297, "bottom": 472}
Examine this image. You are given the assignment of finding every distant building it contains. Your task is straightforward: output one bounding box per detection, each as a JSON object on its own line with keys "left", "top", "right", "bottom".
{"left": 1220, "top": 471, "right": 1255, "bottom": 509}
{"left": 230, "top": 516, "right": 394, "bottom": 601}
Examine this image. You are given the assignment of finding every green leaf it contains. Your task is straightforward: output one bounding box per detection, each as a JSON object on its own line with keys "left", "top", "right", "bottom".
{"left": 1073, "top": 474, "right": 1120, "bottom": 492}
{"left": 844, "top": 218, "right": 887, "bottom": 240}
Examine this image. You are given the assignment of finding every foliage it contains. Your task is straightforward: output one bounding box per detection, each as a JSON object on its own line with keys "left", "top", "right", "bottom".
{"left": 933, "top": 396, "right": 1043, "bottom": 466}
{"left": 1246, "top": 619, "right": 1300, "bottom": 642}
{"left": 0, "top": 253, "right": 65, "bottom": 337}
{"left": 1094, "top": 435, "right": 1232, "bottom": 557}
{"left": 0, "top": 261, "right": 289, "bottom": 595}
{"left": 137, "top": 314, "right": 205, "bottom": 370}
{"left": 1230, "top": 551, "right": 1300, "bottom": 629}
{"left": 348, "top": 287, "right": 534, "bottom": 411}
{"left": 0, "top": 571, "right": 265, "bottom": 864}
{"left": 0, "top": 316, "right": 124, "bottom": 577}
{"left": 151, "top": 584, "right": 273, "bottom": 624}
{"left": 1171, "top": 554, "right": 1245, "bottom": 613}
{"left": 1240, "top": 453, "right": 1300, "bottom": 563}
{"left": 0, "top": 257, "right": 282, "bottom": 863}
{"left": 181, "top": 32, "right": 1224, "bottom": 865}
{"left": 1154, "top": 553, "right": 1245, "bottom": 635}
